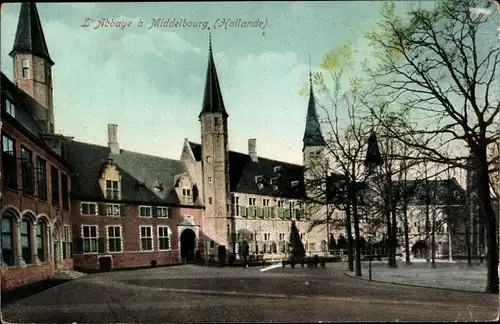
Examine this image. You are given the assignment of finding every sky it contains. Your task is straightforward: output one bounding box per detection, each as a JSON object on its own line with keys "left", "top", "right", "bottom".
{"left": 0, "top": 1, "right": 416, "bottom": 165}
{"left": 1, "top": 1, "right": 498, "bottom": 169}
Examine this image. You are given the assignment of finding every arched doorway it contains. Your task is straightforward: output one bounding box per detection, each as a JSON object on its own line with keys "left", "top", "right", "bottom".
{"left": 411, "top": 240, "right": 427, "bottom": 259}
{"left": 180, "top": 228, "right": 196, "bottom": 263}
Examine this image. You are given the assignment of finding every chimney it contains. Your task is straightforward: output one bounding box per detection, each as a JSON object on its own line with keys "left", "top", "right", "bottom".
{"left": 107, "top": 124, "right": 120, "bottom": 155}
{"left": 248, "top": 138, "right": 258, "bottom": 162}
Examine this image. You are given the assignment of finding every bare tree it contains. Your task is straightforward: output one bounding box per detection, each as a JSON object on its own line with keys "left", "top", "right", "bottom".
{"left": 365, "top": 0, "right": 499, "bottom": 293}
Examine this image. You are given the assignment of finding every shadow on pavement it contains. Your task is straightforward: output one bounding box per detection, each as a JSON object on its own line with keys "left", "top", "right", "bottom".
{"left": 1, "top": 279, "right": 71, "bottom": 306}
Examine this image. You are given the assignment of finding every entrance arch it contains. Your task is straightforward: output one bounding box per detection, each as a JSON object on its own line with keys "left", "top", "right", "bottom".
{"left": 180, "top": 228, "right": 196, "bottom": 263}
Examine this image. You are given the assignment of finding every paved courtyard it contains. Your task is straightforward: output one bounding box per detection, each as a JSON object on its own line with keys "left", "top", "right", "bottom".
{"left": 2, "top": 263, "right": 497, "bottom": 323}
{"left": 345, "top": 260, "right": 489, "bottom": 293}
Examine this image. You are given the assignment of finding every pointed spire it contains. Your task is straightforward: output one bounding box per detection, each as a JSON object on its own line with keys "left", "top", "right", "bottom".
{"left": 303, "top": 55, "right": 326, "bottom": 150}
{"left": 199, "top": 33, "right": 228, "bottom": 118}
{"left": 9, "top": 3, "right": 54, "bottom": 65}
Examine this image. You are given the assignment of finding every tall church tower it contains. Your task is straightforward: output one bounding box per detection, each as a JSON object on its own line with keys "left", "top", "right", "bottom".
{"left": 199, "top": 34, "right": 231, "bottom": 251}
{"left": 9, "top": 3, "right": 55, "bottom": 134}
{"left": 302, "top": 59, "right": 326, "bottom": 196}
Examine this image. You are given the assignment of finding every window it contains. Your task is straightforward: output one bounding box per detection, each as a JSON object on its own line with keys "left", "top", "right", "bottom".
{"left": 5, "top": 99, "right": 16, "bottom": 117}
{"left": 36, "top": 220, "right": 47, "bottom": 262}
{"left": 309, "top": 243, "right": 316, "bottom": 252}
{"left": 1, "top": 217, "right": 14, "bottom": 266}
{"left": 232, "top": 196, "right": 240, "bottom": 216}
{"left": 140, "top": 226, "right": 153, "bottom": 251}
{"left": 279, "top": 233, "right": 285, "bottom": 241}
{"left": 61, "top": 173, "right": 69, "bottom": 210}
{"left": 208, "top": 197, "right": 213, "bottom": 204}
{"left": 249, "top": 198, "right": 256, "bottom": 206}
{"left": 107, "top": 226, "right": 122, "bottom": 252}
{"left": 37, "top": 158, "right": 47, "bottom": 200}
{"left": 63, "top": 225, "right": 71, "bottom": 259}
{"left": 158, "top": 226, "right": 171, "bottom": 250}
{"left": 156, "top": 207, "right": 170, "bottom": 218}
{"left": 51, "top": 166, "right": 59, "bottom": 206}
{"left": 2, "top": 135, "right": 17, "bottom": 189}
{"left": 82, "top": 225, "right": 98, "bottom": 253}
{"left": 106, "top": 180, "right": 120, "bottom": 200}
{"left": 22, "top": 59, "right": 29, "bottom": 79}
{"left": 106, "top": 203, "right": 121, "bottom": 216}
{"left": 21, "top": 219, "right": 32, "bottom": 264}
{"left": 206, "top": 156, "right": 212, "bottom": 163}
{"left": 182, "top": 188, "right": 192, "bottom": 204}
{"left": 264, "top": 233, "right": 271, "bottom": 241}
{"left": 214, "top": 117, "right": 220, "bottom": 128}
{"left": 139, "top": 206, "right": 152, "bottom": 217}
{"left": 291, "top": 180, "right": 299, "bottom": 187}
{"left": 21, "top": 147, "right": 34, "bottom": 195}
{"left": 209, "top": 240, "right": 215, "bottom": 248}
{"left": 80, "top": 202, "right": 97, "bottom": 215}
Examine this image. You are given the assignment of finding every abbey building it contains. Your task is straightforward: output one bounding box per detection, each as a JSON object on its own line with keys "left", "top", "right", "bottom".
{"left": 0, "top": 3, "right": 332, "bottom": 291}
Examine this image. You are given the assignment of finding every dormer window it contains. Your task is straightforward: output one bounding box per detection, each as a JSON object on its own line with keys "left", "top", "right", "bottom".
{"left": 274, "top": 166, "right": 282, "bottom": 173}
{"left": 270, "top": 177, "right": 277, "bottom": 185}
{"left": 291, "top": 180, "right": 299, "bottom": 188}
{"left": 106, "top": 180, "right": 120, "bottom": 200}
{"left": 206, "top": 156, "right": 212, "bottom": 163}
{"left": 255, "top": 175, "right": 263, "bottom": 183}
{"left": 182, "top": 188, "right": 192, "bottom": 204}
{"left": 273, "top": 185, "right": 279, "bottom": 191}
{"left": 22, "top": 59, "right": 29, "bottom": 79}
{"left": 5, "top": 99, "right": 16, "bottom": 118}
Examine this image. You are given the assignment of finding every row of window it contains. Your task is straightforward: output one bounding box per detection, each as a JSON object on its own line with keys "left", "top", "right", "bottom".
{"left": 1, "top": 135, "right": 69, "bottom": 209}
{"left": 80, "top": 202, "right": 173, "bottom": 218}
{"left": 79, "top": 225, "right": 173, "bottom": 253}
{"left": 0, "top": 217, "right": 71, "bottom": 267}
{"left": 234, "top": 232, "right": 303, "bottom": 242}
{"left": 239, "top": 240, "right": 316, "bottom": 254}
{"left": 231, "top": 205, "right": 310, "bottom": 220}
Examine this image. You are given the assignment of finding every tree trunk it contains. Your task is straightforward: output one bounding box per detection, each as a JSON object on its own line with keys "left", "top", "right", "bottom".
{"left": 477, "top": 157, "right": 499, "bottom": 294}
{"left": 465, "top": 217, "right": 472, "bottom": 267}
{"left": 385, "top": 206, "right": 392, "bottom": 266}
{"left": 425, "top": 203, "right": 430, "bottom": 263}
{"left": 403, "top": 195, "right": 411, "bottom": 264}
{"left": 390, "top": 201, "right": 398, "bottom": 268}
{"left": 353, "top": 191, "right": 362, "bottom": 277}
{"left": 431, "top": 208, "right": 436, "bottom": 269}
{"left": 345, "top": 203, "right": 354, "bottom": 272}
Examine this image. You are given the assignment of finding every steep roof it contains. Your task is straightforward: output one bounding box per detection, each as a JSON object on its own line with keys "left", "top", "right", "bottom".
{"left": 302, "top": 77, "right": 326, "bottom": 149}
{"left": 199, "top": 35, "right": 227, "bottom": 118}
{"left": 1, "top": 72, "right": 70, "bottom": 168}
{"left": 65, "top": 140, "right": 200, "bottom": 206}
{"left": 1, "top": 72, "right": 44, "bottom": 137}
{"left": 396, "top": 178, "right": 466, "bottom": 206}
{"left": 188, "top": 142, "right": 305, "bottom": 199}
{"left": 9, "top": 3, "right": 54, "bottom": 65}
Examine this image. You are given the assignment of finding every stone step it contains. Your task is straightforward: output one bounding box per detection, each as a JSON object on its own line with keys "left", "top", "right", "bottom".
{"left": 51, "top": 269, "right": 87, "bottom": 280}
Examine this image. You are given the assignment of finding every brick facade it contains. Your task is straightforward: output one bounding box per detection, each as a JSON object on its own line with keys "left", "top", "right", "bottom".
{"left": 0, "top": 118, "right": 72, "bottom": 291}
{"left": 71, "top": 200, "right": 204, "bottom": 271}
